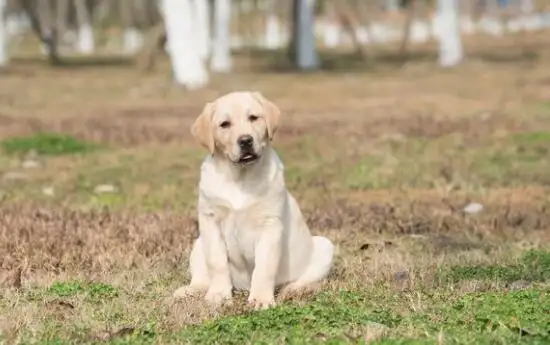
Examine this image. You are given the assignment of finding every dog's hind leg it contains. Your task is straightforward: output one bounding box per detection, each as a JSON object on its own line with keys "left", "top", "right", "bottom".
{"left": 280, "top": 236, "right": 334, "bottom": 296}
{"left": 173, "top": 237, "right": 210, "bottom": 299}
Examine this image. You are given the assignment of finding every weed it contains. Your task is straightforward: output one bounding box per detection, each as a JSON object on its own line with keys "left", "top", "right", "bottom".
{"left": 47, "top": 281, "right": 84, "bottom": 297}
{"left": 46, "top": 280, "right": 119, "bottom": 300}
{"left": 87, "top": 283, "right": 119, "bottom": 300}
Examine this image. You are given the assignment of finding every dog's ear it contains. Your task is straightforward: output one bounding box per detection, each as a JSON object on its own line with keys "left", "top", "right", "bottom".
{"left": 191, "top": 102, "right": 216, "bottom": 153}
{"left": 252, "top": 92, "right": 281, "bottom": 141}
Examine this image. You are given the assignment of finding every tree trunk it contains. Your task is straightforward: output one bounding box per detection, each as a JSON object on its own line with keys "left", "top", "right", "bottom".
{"left": 35, "top": 0, "right": 60, "bottom": 64}
{"left": 437, "top": 0, "right": 463, "bottom": 67}
{"left": 55, "top": 0, "right": 70, "bottom": 44}
{"left": 161, "top": 0, "right": 209, "bottom": 89}
{"left": 211, "top": 0, "right": 232, "bottom": 72}
{"left": 75, "top": 0, "right": 94, "bottom": 54}
{"left": 336, "top": 0, "right": 369, "bottom": 59}
{"left": 193, "top": 0, "right": 211, "bottom": 61}
{"left": 265, "top": 0, "right": 283, "bottom": 49}
{"left": 287, "top": 0, "right": 299, "bottom": 60}
{"left": 295, "top": 0, "right": 318, "bottom": 70}
{"left": 399, "top": 0, "right": 417, "bottom": 59}
{"left": 119, "top": 0, "right": 144, "bottom": 54}
{"left": 322, "top": 2, "right": 341, "bottom": 48}
{"left": 136, "top": 22, "right": 165, "bottom": 71}
{"left": 0, "top": 0, "right": 7, "bottom": 67}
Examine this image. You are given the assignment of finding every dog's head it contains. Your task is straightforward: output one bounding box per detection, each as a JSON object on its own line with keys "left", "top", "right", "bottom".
{"left": 191, "top": 91, "right": 281, "bottom": 166}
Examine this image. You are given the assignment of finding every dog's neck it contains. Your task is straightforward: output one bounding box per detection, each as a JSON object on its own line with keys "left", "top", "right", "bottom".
{"left": 200, "top": 144, "right": 284, "bottom": 210}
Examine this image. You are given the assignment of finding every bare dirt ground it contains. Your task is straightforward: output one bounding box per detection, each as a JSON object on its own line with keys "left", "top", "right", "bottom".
{"left": 0, "top": 33, "right": 549, "bottom": 344}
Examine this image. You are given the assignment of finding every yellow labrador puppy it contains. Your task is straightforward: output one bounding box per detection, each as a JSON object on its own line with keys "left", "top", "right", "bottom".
{"left": 173, "top": 91, "right": 334, "bottom": 309}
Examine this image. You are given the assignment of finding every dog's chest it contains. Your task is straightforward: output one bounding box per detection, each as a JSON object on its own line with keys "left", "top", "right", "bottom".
{"left": 217, "top": 208, "right": 263, "bottom": 270}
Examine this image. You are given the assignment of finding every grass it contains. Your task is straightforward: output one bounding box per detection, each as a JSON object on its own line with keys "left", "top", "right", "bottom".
{"left": 1, "top": 133, "right": 100, "bottom": 156}
{"left": 7, "top": 282, "right": 548, "bottom": 344}
{"left": 441, "top": 250, "right": 550, "bottom": 284}
{"left": 1, "top": 32, "right": 550, "bottom": 344}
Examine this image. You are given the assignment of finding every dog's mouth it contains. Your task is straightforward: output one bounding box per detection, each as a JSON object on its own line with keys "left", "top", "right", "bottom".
{"left": 237, "top": 153, "right": 260, "bottom": 165}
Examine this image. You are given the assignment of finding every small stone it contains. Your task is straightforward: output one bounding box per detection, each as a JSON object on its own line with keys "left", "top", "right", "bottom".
{"left": 94, "top": 184, "right": 116, "bottom": 194}
{"left": 463, "top": 202, "right": 483, "bottom": 214}
{"left": 42, "top": 186, "right": 55, "bottom": 196}
{"left": 509, "top": 280, "right": 532, "bottom": 291}
{"left": 22, "top": 159, "right": 41, "bottom": 169}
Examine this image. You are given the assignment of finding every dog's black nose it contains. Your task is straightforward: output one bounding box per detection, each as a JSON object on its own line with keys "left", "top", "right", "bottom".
{"left": 237, "top": 135, "right": 254, "bottom": 148}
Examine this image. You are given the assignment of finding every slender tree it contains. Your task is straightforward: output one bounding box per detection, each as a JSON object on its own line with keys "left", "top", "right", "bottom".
{"left": 161, "top": 0, "right": 209, "bottom": 89}
{"left": 0, "top": 0, "right": 7, "bottom": 67}
{"left": 265, "top": 0, "right": 283, "bottom": 49}
{"left": 193, "top": 0, "right": 211, "bottom": 60}
{"left": 211, "top": 0, "right": 232, "bottom": 72}
{"left": 75, "top": 0, "right": 94, "bottom": 54}
{"left": 120, "top": 0, "right": 144, "bottom": 54}
{"left": 437, "top": 0, "right": 463, "bottom": 67}
{"left": 294, "top": 0, "right": 319, "bottom": 70}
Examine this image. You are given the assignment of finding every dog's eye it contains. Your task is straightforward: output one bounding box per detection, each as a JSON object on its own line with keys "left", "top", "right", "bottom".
{"left": 220, "top": 121, "right": 231, "bottom": 129}
{"left": 249, "top": 115, "right": 259, "bottom": 122}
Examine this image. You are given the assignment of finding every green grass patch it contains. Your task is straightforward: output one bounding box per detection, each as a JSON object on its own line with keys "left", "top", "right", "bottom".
{"left": 513, "top": 131, "right": 550, "bottom": 145}
{"left": 15, "top": 285, "right": 550, "bottom": 344}
{"left": 47, "top": 280, "right": 84, "bottom": 297}
{"left": 440, "top": 249, "right": 550, "bottom": 284}
{"left": 177, "top": 290, "right": 401, "bottom": 344}
{"left": 47, "top": 280, "right": 119, "bottom": 300}
{"left": 1, "top": 133, "right": 100, "bottom": 156}
{"left": 440, "top": 289, "right": 550, "bottom": 342}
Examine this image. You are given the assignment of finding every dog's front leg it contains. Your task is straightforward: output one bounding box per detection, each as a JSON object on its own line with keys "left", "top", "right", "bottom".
{"left": 199, "top": 211, "right": 233, "bottom": 306}
{"left": 248, "top": 217, "right": 283, "bottom": 310}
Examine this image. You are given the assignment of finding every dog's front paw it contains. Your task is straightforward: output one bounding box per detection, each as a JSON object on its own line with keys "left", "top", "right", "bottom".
{"left": 205, "top": 285, "right": 233, "bottom": 306}
{"left": 248, "top": 291, "right": 276, "bottom": 310}
{"left": 172, "top": 284, "right": 206, "bottom": 299}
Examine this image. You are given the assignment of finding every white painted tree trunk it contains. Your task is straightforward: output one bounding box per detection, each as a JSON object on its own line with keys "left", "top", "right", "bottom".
{"left": 296, "top": 0, "right": 319, "bottom": 70}
{"left": 76, "top": 25, "right": 94, "bottom": 54}
{"left": 211, "top": 0, "right": 232, "bottom": 72}
{"left": 410, "top": 20, "right": 430, "bottom": 44}
{"left": 436, "top": 0, "right": 463, "bottom": 67}
{"left": 322, "top": 21, "right": 341, "bottom": 48}
{"left": 265, "top": 14, "right": 283, "bottom": 49}
{"left": 518, "top": 0, "right": 542, "bottom": 31}
{"left": 192, "top": 0, "right": 211, "bottom": 61}
{"left": 0, "top": 0, "right": 7, "bottom": 67}
{"left": 161, "top": 0, "right": 209, "bottom": 89}
{"left": 75, "top": 0, "right": 95, "bottom": 54}
{"left": 123, "top": 28, "right": 144, "bottom": 54}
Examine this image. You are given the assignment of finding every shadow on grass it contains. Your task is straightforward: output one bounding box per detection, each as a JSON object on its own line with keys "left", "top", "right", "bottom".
{"left": 234, "top": 44, "right": 541, "bottom": 74}
{"left": 0, "top": 42, "right": 542, "bottom": 76}
{"left": 7, "top": 55, "right": 134, "bottom": 70}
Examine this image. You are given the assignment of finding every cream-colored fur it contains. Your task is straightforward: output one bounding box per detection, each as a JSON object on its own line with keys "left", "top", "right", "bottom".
{"left": 173, "top": 91, "right": 334, "bottom": 309}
